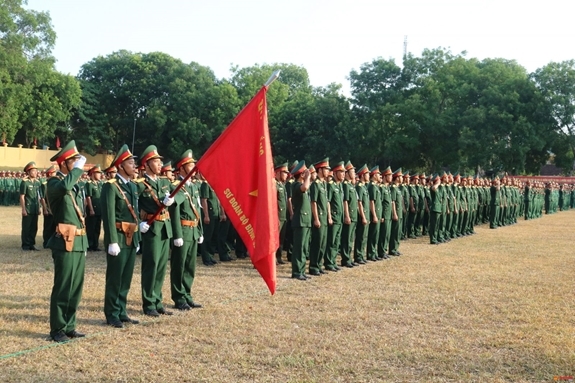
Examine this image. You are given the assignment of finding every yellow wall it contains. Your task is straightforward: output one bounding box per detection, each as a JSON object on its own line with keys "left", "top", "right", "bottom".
{"left": 0, "top": 144, "right": 113, "bottom": 171}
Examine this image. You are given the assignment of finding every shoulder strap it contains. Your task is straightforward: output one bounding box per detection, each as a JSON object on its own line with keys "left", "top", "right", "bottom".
{"left": 113, "top": 181, "right": 139, "bottom": 222}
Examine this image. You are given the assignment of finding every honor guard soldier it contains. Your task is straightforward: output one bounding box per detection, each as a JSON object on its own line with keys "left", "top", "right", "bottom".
{"left": 169, "top": 150, "right": 204, "bottom": 310}
{"left": 378, "top": 166, "right": 393, "bottom": 259}
{"left": 42, "top": 165, "right": 57, "bottom": 248}
{"left": 85, "top": 165, "right": 104, "bottom": 251}
{"left": 136, "top": 145, "right": 176, "bottom": 317}
{"left": 309, "top": 158, "right": 331, "bottom": 275}
{"left": 20, "top": 161, "right": 42, "bottom": 251}
{"left": 367, "top": 166, "right": 383, "bottom": 261}
{"left": 340, "top": 161, "right": 358, "bottom": 267}
{"left": 353, "top": 165, "right": 370, "bottom": 264}
{"left": 104, "top": 165, "right": 118, "bottom": 180}
{"left": 161, "top": 161, "right": 175, "bottom": 182}
{"left": 326, "top": 161, "right": 345, "bottom": 270}
{"left": 101, "top": 145, "right": 141, "bottom": 328}
{"left": 45, "top": 141, "right": 88, "bottom": 342}
{"left": 290, "top": 161, "right": 312, "bottom": 280}
{"left": 429, "top": 174, "right": 443, "bottom": 244}
{"left": 274, "top": 162, "right": 289, "bottom": 265}
{"left": 389, "top": 168, "right": 404, "bottom": 256}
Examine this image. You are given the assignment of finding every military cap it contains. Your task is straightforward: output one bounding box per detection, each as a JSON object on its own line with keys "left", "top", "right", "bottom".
{"left": 112, "top": 144, "right": 137, "bottom": 168}
{"left": 88, "top": 165, "right": 103, "bottom": 175}
{"left": 332, "top": 161, "right": 345, "bottom": 172}
{"left": 161, "top": 161, "right": 173, "bottom": 173}
{"left": 410, "top": 173, "right": 419, "bottom": 180}
{"left": 440, "top": 172, "right": 448, "bottom": 180}
{"left": 291, "top": 160, "right": 307, "bottom": 177}
{"left": 274, "top": 162, "right": 289, "bottom": 173}
{"left": 369, "top": 165, "right": 380, "bottom": 176}
{"left": 357, "top": 164, "right": 369, "bottom": 176}
{"left": 289, "top": 160, "right": 298, "bottom": 172}
{"left": 46, "top": 165, "right": 57, "bottom": 175}
{"left": 139, "top": 145, "right": 163, "bottom": 165}
{"left": 314, "top": 158, "right": 330, "bottom": 170}
{"left": 104, "top": 165, "right": 118, "bottom": 174}
{"left": 392, "top": 168, "right": 403, "bottom": 178}
{"left": 344, "top": 161, "right": 355, "bottom": 171}
{"left": 50, "top": 140, "right": 81, "bottom": 165}
{"left": 432, "top": 173, "right": 440, "bottom": 182}
{"left": 23, "top": 161, "right": 37, "bottom": 172}
{"left": 309, "top": 165, "right": 316, "bottom": 174}
{"left": 381, "top": 166, "right": 392, "bottom": 176}
{"left": 419, "top": 173, "right": 426, "bottom": 179}
{"left": 175, "top": 149, "right": 196, "bottom": 170}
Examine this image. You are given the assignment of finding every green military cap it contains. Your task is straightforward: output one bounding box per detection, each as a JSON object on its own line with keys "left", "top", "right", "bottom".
{"left": 411, "top": 173, "right": 419, "bottom": 180}
{"left": 403, "top": 170, "right": 410, "bottom": 178}
{"left": 50, "top": 140, "right": 80, "bottom": 165}
{"left": 175, "top": 149, "right": 196, "bottom": 170}
{"left": 381, "top": 166, "right": 392, "bottom": 176}
{"left": 274, "top": 162, "right": 289, "bottom": 172}
{"left": 45, "top": 165, "right": 57, "bottom": 175}
{"left": 291, "top": 160, "right": 307, "bottom": 177}
{"left": 357, "top": 164, "right": 369, "bottom": 176}
{"left": 392, "top": 168, "right": 403, "bottom": 178}
{"left": 111, "top": 144, "right": 137, "bottom": 168}
{"left": 23, "top": 161, "right": 37, "bottom": 173}
{"left": 309, "top": 165, "right": 316, "bottom": 174}
{"left": 344, "top": 161, "right": 355, "bottom": 171}
{"left": 369, "top": 165, "right": 380, "bottom": 176}
{"left": 88, "top": 164, "right": 103, "bottom": 175}
{"left": 440, "top": 171, "right": 448, "bottom": 180}
{"left": 139, "top": 145, "right": 163, "bottom": 165}
{"left": 104, "top": 165, "right": 118, "bottom": 174}
{"left": 332, "top": 161, "right": 345, "bottom": 172}
{"left": 161, "top": 161, "right": 173, "bottom": 173}
{"left": 289, "top": 160, "right": 299, "bottom": 172}
{"left": 314, "top": 158, "right": 330, "bottom": 170}
{"left": 432, "top": 173, "right": 440, "bottom": 182}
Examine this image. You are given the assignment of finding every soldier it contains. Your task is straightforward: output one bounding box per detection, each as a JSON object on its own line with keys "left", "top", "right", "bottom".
{"left": 326, "top": 161, "right": 345, "bottom": 270}
{"left": 489, "top": 177, "right": 501, "bottom": 229}
{"left": 170, "top": 150, "right": 204, "bottom": 311}
{"left": 42, "top": 165, "right": 57, "bottom": 248}
{"left": 135, "top": 145, "right": 175, "bottom": 317}
{"left": 161, "top": 161, "right": 175, "bottom": 182}
{"left": 20, "top": 162, "right": 42, "bottom": 251}
{"left": 85, "top": 165, "right": 104, "bottom": 252}
{"left": 366, "top": 166, "right": 383, "bottom": 261}
{"left": 290, "top": 161, "right": 311, "bottom": 280}
{"left": 340, "top": 161, "right": 358, "bottom": 268}
{"left": 45, "top": 141, "right": 88, "bottom": 342}
{"left": 353, "top": 165, "right": 370, "bottom": 265}
{"left": 389, "top": 168, "right": 404, "bottom": 256}
{"left": 274, "top": 162, "right": 289, "bottom": 265}
{"left": 104, "top": 165, "right": 118, "bottom": 180}
{"left": 283, "top": 160, "right": 299, "bottom": 263}
{"left": 429, "top": 174, "right": 443, "bottom": 244}
{"left": 101, "top": 145, "right": 141, "bottom": 328}
{"left": 378, "top": 166, "right": 393, "bottom": 259}
{"left": 309, "top": 158, "right": 331, "bottom": 275}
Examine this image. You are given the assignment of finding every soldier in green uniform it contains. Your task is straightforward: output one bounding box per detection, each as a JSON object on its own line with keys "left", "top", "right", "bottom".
{"left": 378, "top": 166, "right": 393, "bottom": 258}
{"left": 161, "top": 161, "right": 175, "bottom": 182}
{"left": 283, "top": 161, "right": 298, "bottom": 263}
{"left": 366, "top": 166, "right": 383, "bottom": 261}
{"left": 135, "top": 145, "right": 175, "bottom": 317}
{"left": 274, "top": 162, "right": 289, "bottom": 265}
{"left": 46, "top": 141, "right": 88, "bottom": 342}
{"left": 326, "top": 161, "right": 345, "bottom": 270}
{"left": 340, "top": 161, "right": 358, "bottom": 267}
{"left": 42, "top": 165, "right": 57, "bottom": 248}
{"left": 353, "top": 165, "right": 370, "bottom": 265}
{"left": 389, "top": 168, "right": 404, "bottom": 256}
{"left": 429, "top": 174, "right": 442, "bottom": 244}
{"left": 101, "top": 145, "right": 141, "bottom": 328}
{"left": 20, "top": 162, "right": 42, "bottom": 251}
{"left": 489, "top": 177, "right": 501, "bottom": 229}
{"left": 104, "top": 165, "right": 118, "bottom": 180}
{"left": 309, "top": 158, "right": 331, "bottom": 275}
{"left": 170, "top": 150, "right": 204, "bottom": 311}
{"left": 85, "top": 165, "right": 104, "bottom": 252}
{"left": 290, "top": 161, "right": 311, "bottom": 280}
{"left": 199, "top": 175, "right": 227, "bottom": 265}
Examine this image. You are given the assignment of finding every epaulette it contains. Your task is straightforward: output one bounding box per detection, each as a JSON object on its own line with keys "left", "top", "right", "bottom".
{"left": 172, "top": 180, "right": 181, "bottom": 186}
{"left": 135, "top": 178, "right": 145, "bottom": 183}
{"left": 106, "top": 179, "right": 117, "bottom": 183}
{"left": 159, "top": 176, "right": 168, "bottom": 179}
{"left": 288, "top": 179, "right": 294, "bottom": 183}
{"left": 315, "top": 179, "right": 321, "bottom": 184}
{"left": 358, "top": 182, "right": 363, "bottom": 186}
{"left": 329, "top": 180, "right": 334, "bottom": 184}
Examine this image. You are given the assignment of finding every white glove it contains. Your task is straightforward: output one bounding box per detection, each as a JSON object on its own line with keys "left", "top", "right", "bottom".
{"left": 74, "top": 155, "right": 87, "bottom": 169}
{"left": 108, "top": 243, "right": 121, "bottom": 256}
{"left": 198, "top": 236, "right": 204, "bottom": 244}
{"left": 139, "top": 221, "right": 150, "bottom": 234}
{"left": 136, "top": 245, "right": 140, "bottom": 253}
{"left": 173, "top": 238, "right": 184, "bottom": 247}
{"left": 163, "top": 193, "right": 175, "bottom": 206}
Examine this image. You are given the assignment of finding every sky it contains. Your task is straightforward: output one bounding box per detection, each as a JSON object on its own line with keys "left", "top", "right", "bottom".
{"left": 27, "top": 0, "right": 575, "bottom": 95}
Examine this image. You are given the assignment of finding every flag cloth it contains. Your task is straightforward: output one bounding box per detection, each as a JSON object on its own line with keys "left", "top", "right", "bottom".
{"left": 195, "top": 86, "right": 279, "bottom": 294}
{"left": 56, "top": 136, "right": 61, "bottom": 149}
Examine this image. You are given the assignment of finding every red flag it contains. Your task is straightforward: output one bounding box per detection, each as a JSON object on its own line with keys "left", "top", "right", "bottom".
{"left": 33, "top": 137, "right": 37, "bottom": 146}
{"left": 56, "top": 136, "right": 61, "bottom": 149}
{"left": 1, "top": 132, "right": 5, "bottom": 145}
{"left": 196, "top": 86, "right": 278, "bottom": 294}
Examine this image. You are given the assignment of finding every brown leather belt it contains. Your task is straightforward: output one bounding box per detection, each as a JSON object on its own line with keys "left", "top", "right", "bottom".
{"left": 144, "top": 211, "right": 170, "bottom": 221}
{"left": 57, "top": 227, "right": 86, "bottom": 236}
{"left": 181, "top": 219, "right": 198, "bottom": 227}
{"left": 115, "top": 222, "right": 139, "bottom": 232}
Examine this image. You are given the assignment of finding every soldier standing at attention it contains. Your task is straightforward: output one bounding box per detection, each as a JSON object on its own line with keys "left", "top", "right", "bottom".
{"left": 353, "top": 165, "right": 370, "bottom": 265}
{"left": 274, "top": 162, "right": 289, "bottom": 265}
{"left": 45, "top": 141, "right": 88, "bottom": 342}
{"left": 429, "top": 174, "right": 442, "bottom": 244}
{"left": 389, "top": 168, "right": 404, "bottom": 256}
{"left": 161, "top": 161, "right": 175, "bottom": 182}
{"left": 104, "top": 165, "right": 117, "bottom": 181}
{"left": 326, "top": 161, "right": 345, "bottom": 271}
{"left": 378, "top": 166, "right": 393, "bottom": 259}
{"left": 366, "top": 166, "right": 383, "bottom": 262}
{"left": 309, "top": 158, "right": 331, "bottom": 276}
{"left": 85, "top": 165, "right": 104, "bottom": 252}
{"left": 136, "top": 145, "right": 175, "bottom": 317}
{"left": 198, "top": 174, "right": 219, "bottom": 266}
{"left": 340, "top": 161, "right": 358, "bottom": 268}
{"left": 42, "top": 165, "right": 57, "bottom": 248}
{"left": 20, "top": 162, "right": 42, "bottom": 251}
{"left": 101, "top": 145, "right": 141, "bottom": 328}
{"left": 170, "top": 150, "right": 204, "bottom": 311}
{"left": 290, "top": 161, "right": 311, "bottom": 280}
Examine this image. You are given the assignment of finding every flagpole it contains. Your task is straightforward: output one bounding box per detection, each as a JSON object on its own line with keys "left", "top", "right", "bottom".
{"left": 145, "top": 168, "right": 197, "bottom": 225}
{"left": 264, "top": 70, "right": 281, "bottom": 87}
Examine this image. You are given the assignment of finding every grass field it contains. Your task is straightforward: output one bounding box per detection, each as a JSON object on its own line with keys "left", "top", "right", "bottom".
{"left": 0, "top": 206, "right": 573, "bottom": 382}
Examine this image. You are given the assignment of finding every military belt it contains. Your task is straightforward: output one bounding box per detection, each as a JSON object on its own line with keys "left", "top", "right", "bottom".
{"left": 180, "top": 219, "right": 198, "bottom": 227}
{"left": 144, "top": 211, "right": 170, "bottom": 221}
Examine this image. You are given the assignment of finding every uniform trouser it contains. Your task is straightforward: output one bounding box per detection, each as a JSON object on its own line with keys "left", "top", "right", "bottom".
{"left": 141, "top": 230, "right": 170, "bottom": 312}
{"left": 340, "top": 221, "right": 356, "bottom": 265}
{"left": 50, "top": 250, "right": 85, "bottom": 336}
{"left": 43, "top": 214, "right": 56, "bottom": 248}
{"left": 170, "top": 237, "right": 198, "bottom": 306}
{"left": 389, "top": 217, "right": 402, "bottom": 253}
{"left": 429, "top": 211, "right": 441, "bottom": 244}
{"left": 438, "top": 211, "right": 447, "bottom": 241}
{"left": 309, "top": 224, "right": 328, "bottom": 273}
{"left": 104, "top": 247, "right": 136, "bottom": 321}
{"left": 86, "top": 214, "right": 102, "bottom": 250}
{"left": 422, "top": 210, "right": 430, "bottom": 235}
{"left": 524, "top": 201, "right": 530, "bottom": 220}
{"left": 217, "top": 219, "right": 232, "bottom": 260}
{"left": 353, "top": 221, "right": 369, "bottom": 262}
{"left": 21, "top": 213, "right": 39, "bottom": 248}
{"left": 200, "top": 215, "right": 218, "bottom": 263}
{"left": 451, "top": 211, "right": 460, "bottom": 237}
{"left": 276, "top": 220, "right": 287, "bottom": 262}
{"left": 326, "top": 223, "right": 342, "bottom": 268}
{"left": 283, "top": 218, "right": 293, "bottom": 262}
{"left": 292, "top": 226, "right": 310, "bottom": 277}
{"left": 407, "top": 211, "right": 417, "bottom": 237}
{"left": 401, "top": 210, "right": 408, "bottom": 238}
{"left": 489, "top": 205, "right": 500, "bottom": 228}
{"left": 461, "top": 211, "right": 469, "bottom": 234}
{"left": 367, "top": 220, "right": 381, "bottom": 260}
{"left": 415, "top": 208, "right": 425, "bottom": 236}
{"left": 378, "top": 216, "right": 391, "bottom": 256}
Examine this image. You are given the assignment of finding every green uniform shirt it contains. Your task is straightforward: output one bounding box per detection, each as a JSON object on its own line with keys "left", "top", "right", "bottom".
{"left": 342, "top": 180, "right": 358, "bottom": 222}
{"left": 20, "top": 177, "right": 41, "bottom": 214}
{"left": 291, "top": 181, "right": 311, "bottom": 228}
{"left": 328, "top": 181, "right": 344, "bottom": 224}
{"left": 101, "top": 175, "right": 142, "bottom": 248}
{"left": 310, "top": 179, "right": 329, "bottom": 225}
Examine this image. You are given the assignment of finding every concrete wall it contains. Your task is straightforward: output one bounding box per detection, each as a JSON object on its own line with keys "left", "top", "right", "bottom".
{"left": 0, "top": 143, "right": 113, "bottom": 171}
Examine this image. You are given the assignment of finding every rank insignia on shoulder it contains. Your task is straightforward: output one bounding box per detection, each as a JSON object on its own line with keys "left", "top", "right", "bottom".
{"left": 106, "top": 179, "right": 117, "bottom": 183}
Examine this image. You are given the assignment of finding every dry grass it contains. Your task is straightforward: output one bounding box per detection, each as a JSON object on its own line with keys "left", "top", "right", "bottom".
{"left": 0, "top": 206, "right": 573, "bottom": 382}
